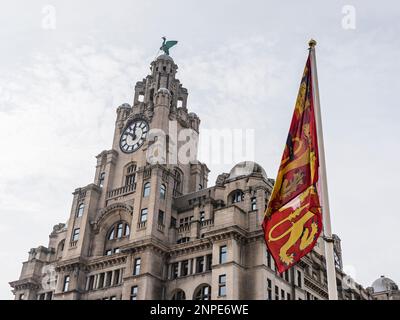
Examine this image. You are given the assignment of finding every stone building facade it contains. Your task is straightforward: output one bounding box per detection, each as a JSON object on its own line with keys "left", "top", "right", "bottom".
{"left": 10, "top": 54, "right": 371, "bottom": 300}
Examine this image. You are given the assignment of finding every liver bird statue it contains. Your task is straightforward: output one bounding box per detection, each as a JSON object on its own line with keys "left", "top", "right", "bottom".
{"left": 160, "top": 37, "right": 178, "bottom": 55}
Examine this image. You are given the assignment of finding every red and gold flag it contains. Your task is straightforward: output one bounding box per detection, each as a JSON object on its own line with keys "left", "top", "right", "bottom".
{"left": 262, "top": 54, "right": 322, "bottom": 273}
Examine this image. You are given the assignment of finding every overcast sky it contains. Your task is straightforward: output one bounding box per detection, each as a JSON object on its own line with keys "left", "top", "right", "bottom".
{"left": 1, "top": 0, "right": 399, "bottom": 299}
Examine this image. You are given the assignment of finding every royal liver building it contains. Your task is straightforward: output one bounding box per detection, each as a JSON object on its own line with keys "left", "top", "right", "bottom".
{"left": 10, "top": 53, "right": 371, "bottom": 300}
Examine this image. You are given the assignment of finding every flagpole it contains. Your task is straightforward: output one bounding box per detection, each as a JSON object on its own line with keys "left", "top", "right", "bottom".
{"left": 308, "top": 39, "right": 339, "bottom": 300}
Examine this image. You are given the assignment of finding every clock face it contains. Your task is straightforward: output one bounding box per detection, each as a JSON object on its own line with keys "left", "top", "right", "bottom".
{"left": 120, "top": 119, "right": 149, "bottom": 153}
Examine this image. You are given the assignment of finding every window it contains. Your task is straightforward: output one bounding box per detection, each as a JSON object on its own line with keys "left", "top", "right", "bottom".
{"left": 275, "top": 286, "right": 279, "bottom": 300}
{"left": 117, "top": 223, "right": 123, "bottom": 238}
{"left": 88, "top": 275, "right": 95, "bottom": 290}
{"left": 177, "top": 237, "right": 190, "bottom": 244}
{"left": 287, "top": 293, "right": 291, "bottom": 300}
{"left": 170, "top": 217, "right": 177, "bottom": 228}
{"left": 18, "top": 293, "right": 24, "bottom": 300}
{"left": 107, "top": 221, "right": 130, "bottom": 240}
{"left": 110, "top": 296, "right": 117, "bottom": 300}
{"left": 181, "top": 260, "right": 189, "bottom": 277}
{"left": 200, "top": 211, "right": 205, "bottom": 222}
{"left": 284, "top": 270, "right": 289, "bottom": 282}
{"left": 198, "top": 184, "right": 203, "bottom": 190}
{"left": 76, "top": 203, "right": 84, "bottom": 217}
{"left": 140, "top": 208, "right": 148, "bottom": 223}
{"left": 297, "top": 270, "right": 302, "bottom": 287}
{"left": 143, "top": 182, "right": 150, "bottom": 197}
{"left": 251, "top": 197, "right": 257, "bottom": 210}
{"left": 196, "top": 256, "right": 204, "bottom": 273}
{"left": 38, "top": 293, "right": 45, "bottom": 300}
{"left": 125, "top": 164, "right": 136, "bottom": 186}
{"left": 158, "top": 210, "right": 164, "bottom": 225}
{"left": 173, "top": 169, "right": 182, "bottom": 196}
{"left": 218, "top": 274, "right": 227, "bottom": 296}
{"left": 113, "top": 269, "right": 120, "bottom": 285}
{"left": 160, "top": 184, "right": 166, "bottom": 199}
{"left": 98, "top": 273, "right": 105, "bottom": 289}
{"left": 206, "top": 254, "right": 212, "bottom": 271}
{"left": 177, "top": 98, "right": 183, "bottom": 108}
{"left": 149, "top": 88, "right": 154, "bottom": 103}
{"left": 266, "top": 250, "right": 272, "bottom": 268}
{"left": 179, "top": 216, "right": 192, "bottom": 227}
{"left": 105, "top": 249, "right": 112, "bottom": 256}
{"left": 46, "top": 292, "right": 53, "bottom": 300}
{"left": 72, "top": 228, "right": 80, "bottom": 242}
{"left": 231, "top": 190, "right": 244, "bottom": 203}
{"left": 219, "top": 245, "right": 227, "bottom": 264}
{"left": 194, "top": 285, "right": 211, "bottom": 300}
{"left": 267, "top": 279, "right": 272, "bottom": 300}
{"left": 133, "top": 258, "right": 141, "bottom": 275}
{"left": 130, "top": 286, "right": 138, "bottom": 300}
{"left": 281, "top": 289, "right": 285, "bottom": 300}
{"left": 63, "top": 275, "right": 70, "bottom": 292}
{"left": 98, "top": 172, "right": 105, "bottom": 187}
{"left": 171, "top": 289, "right": 186, "bottom": 300}
{"left": 105, "top": 271, "right": 112, "bottom": 287}
{"left": 171, "top": 263, "right": 178, "bottom": 279}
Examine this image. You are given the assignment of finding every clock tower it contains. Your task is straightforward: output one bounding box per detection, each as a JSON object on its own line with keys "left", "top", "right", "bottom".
{"left": 92, "top": 52, "right": 208, "bottom": 246}
{"left": 38, "top": 53, "right": 209, "bottom": 299}
{"left": 11, "top": 49, "right": 363, "bottom": 301}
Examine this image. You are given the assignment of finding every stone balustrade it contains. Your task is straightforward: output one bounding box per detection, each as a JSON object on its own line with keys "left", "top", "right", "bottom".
{"left": 106, "top": 183, "right": 136, "bottom": 200}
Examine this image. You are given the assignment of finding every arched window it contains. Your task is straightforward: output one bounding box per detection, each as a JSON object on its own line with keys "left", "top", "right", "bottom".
{"left": 58, "top": 240, "right": 65, "bottom": 252}
{"left": 76, "top": 203, "right": 85, "bottom": 217}
{"left": 231, "top": 190, "right": 244, "bottom": 204}
{"left": 143, "top": 182, "right": 151, "bottom": 197}
{"left": 160, "top": 184, "right": 166, "bottom": 199}
{"left": 98, "top": 172, "right": 105, "bottom": 187}
{"left": 107, "top": 221, "right": 130, "bottom": 240}
{"left": 193, "top": 284, "right": 211, "bottom": 300}
{"left": 171, "top": 289, "right": 186, "bottom": 300}
{"left": 125, "top": 163, "right": 136, "bottom": 186}
{"left": 173, "top": 169, "right": 182, "bottom": 197}
{"left": 56, "top": 239, "right": 65, "bottom": 258}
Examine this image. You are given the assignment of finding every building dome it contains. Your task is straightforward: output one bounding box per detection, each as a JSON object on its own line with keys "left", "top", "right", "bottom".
{"left": 118, "top": 103, "right": 131, "bottom": 109}
{"left": 228, "top": 161, "right": 268, "bottom": 181}
{"left": 371, "top": 276, "right": 399, "bottom": 293}
{"left": 156, "top": 54, "right": 174, "bottom": 62}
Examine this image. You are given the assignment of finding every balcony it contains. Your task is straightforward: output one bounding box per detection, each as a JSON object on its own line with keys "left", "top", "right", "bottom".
{"left": 69, "top": 240, "right": 78, "bottom": 248}
{"left": 200, "top": 219, "right": 214, "bottom": 228}
{"left": 177, "top": 224, "right": 191, "bottom": 233}
{"left": 137, "top": 221, "right": 147, "bottom": 230}
{"left": 176, "top": 223, "right": 191, "bottom": 239}
{"left": 106, "top": 183, "right": 136, "bottom": 200}
{"left": 157, "top": 223, "right": 165, "bottom": 233}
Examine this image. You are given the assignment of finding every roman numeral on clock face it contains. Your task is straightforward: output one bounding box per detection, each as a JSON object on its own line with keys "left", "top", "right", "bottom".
{"left": 119, "top": 119, "right": 149, "bottom": 154}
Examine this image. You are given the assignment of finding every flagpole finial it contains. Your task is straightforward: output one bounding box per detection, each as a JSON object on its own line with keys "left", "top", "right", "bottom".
{"left": 308, "top": 39, "right": 317, "bottom": 48}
